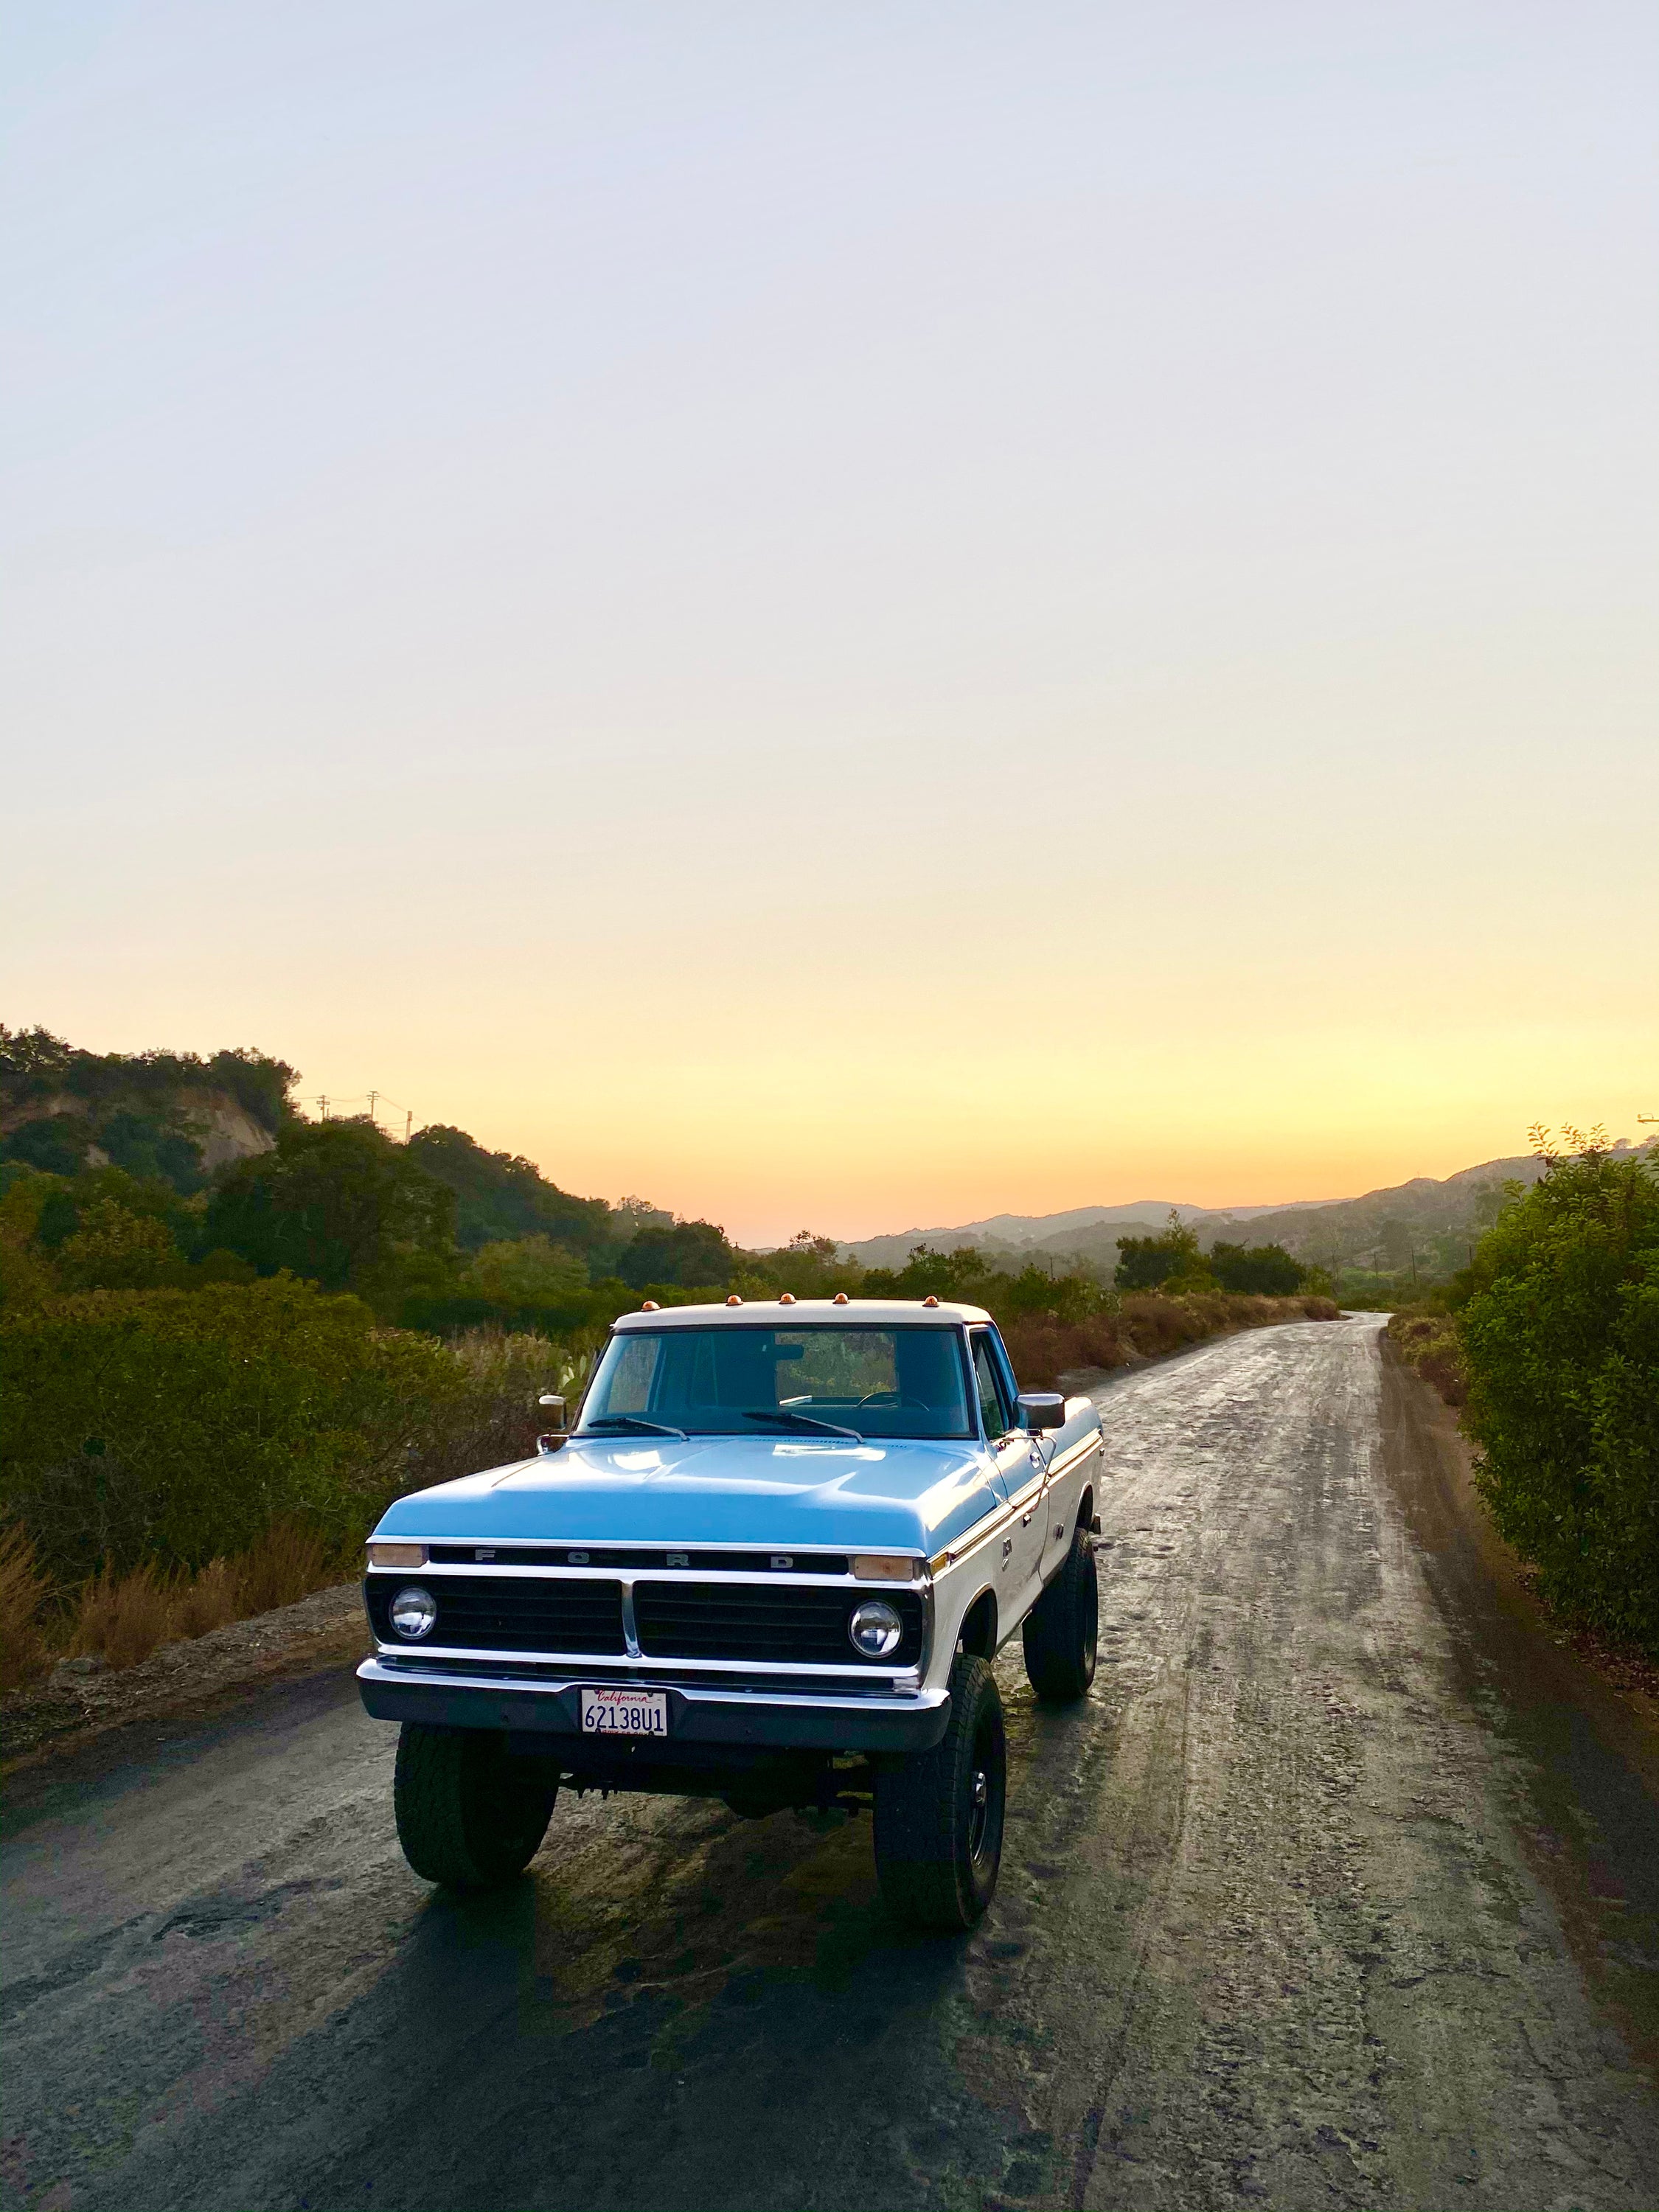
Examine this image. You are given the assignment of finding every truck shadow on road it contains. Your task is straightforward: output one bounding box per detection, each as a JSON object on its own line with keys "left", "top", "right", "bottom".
{"left": 297, "top": 1777, "right": 1038, "bottom": 2212}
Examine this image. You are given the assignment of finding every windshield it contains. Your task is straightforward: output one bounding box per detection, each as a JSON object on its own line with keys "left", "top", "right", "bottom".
{"left": 578, "top": 1326, "right": 973, "bottom": 1441}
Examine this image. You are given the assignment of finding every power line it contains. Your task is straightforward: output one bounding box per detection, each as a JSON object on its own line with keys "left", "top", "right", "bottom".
{"left": 306, "top": 1091, "right": 415, "bottom": 1139}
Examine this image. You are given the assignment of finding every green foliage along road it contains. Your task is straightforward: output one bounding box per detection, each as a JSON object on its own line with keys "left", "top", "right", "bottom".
{"left": 0, "top": 1024, "right": 1332, "bottom": 1640}
{"left": 1460, "top": 1135, "right": 1659, "bottom": 1652}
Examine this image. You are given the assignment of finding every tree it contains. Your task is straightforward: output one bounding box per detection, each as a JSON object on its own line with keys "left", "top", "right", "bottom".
{"left": 617, "top": 1219, "right": 736, "bottom": 1290}
{"left": 996, "top": 1263, "right": 1105, "bottom": 1324}
{"left": 1, "top": 1119, "right": 91, "bottom": 1179}
{"left": 1114, "top": 1213, "right": 1203, "bottom": 1291}
{"left": 751, "top": 1230, "right": 864, "bottom": 1298}
{"left": 1208, "top": 1241, "right": 1305, "bottom": 1295}
{"left": 460, "top": 1237, "right": 589, "bottom": 1309}
{"left": 204, "top": 1119, "right": 456, "bottom": 1290}
{"left": 53, "top": 1200, "right": 185, "bottom": 1292}
{"left": 1379, "top": 1217, "right": 1414, "bottom": 1270}
{"left": 406, "top": 1125, "right": 611, "bottom": 1256}
{"left": 860, "top": 1244, "right": 1000, "bottom": 1302}
{"left": 1461, "top": 1137, "right": 1659, "bottom": 1649}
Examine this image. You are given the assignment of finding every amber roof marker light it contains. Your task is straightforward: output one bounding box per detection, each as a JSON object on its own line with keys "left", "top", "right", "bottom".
{"left": 922, "top": 1295, "right": 940, "bottom": 1308}
{"left": 778, "top": 1292, "right": 797, "bottom": 1304}
{"left": 832, "top": 1292, "right": 850, "bottom": 1305}
{"left": 641, "top": 1299, "right": 661, "bottom": 1312}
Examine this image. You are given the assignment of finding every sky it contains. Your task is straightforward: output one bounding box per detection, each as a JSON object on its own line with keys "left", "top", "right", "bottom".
{"left": 4, "top": 1, "right": 1656, "bottom": 1245}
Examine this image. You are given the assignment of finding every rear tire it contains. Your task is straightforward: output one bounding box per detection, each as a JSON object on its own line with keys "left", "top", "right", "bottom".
{"left": 1022, "top": 1521, "right": 1099, "bottom": 1702}
{"left": 393, "top": 1724, "right": 558, "bottom": 1893}
{"left": 873, "top": 1654, "right": 1006, "bottom": 1933}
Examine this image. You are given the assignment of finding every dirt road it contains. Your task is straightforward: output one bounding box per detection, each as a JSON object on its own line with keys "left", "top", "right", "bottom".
{"left": 4, "top": 1315, "right": 1657, "bottom": 2211}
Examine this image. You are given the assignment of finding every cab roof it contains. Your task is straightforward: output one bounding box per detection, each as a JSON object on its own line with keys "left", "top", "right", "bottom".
{"left": 610, "top": 1298, "right": 991, "bottom": 1332}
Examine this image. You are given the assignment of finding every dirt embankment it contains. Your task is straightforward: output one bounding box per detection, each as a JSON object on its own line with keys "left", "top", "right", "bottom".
{"left": 1, "top": 1582, "right": 369, "bottom": 1773}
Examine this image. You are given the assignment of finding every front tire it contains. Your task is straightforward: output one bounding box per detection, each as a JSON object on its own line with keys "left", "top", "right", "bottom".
{"left": 393, "top": 1724, "right": 558, "bottom": 1893}
{"left": 873, "top": 1653, "right": 1006, "bottom": 1933}
{"left": 1022, "top": 1521, "right": 1099, "bottom": 1701}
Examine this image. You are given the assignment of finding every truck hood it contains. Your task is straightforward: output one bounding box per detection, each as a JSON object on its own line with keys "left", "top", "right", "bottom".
{"left": 371, "top": 1434, "right": 1008, "bottom": 1556}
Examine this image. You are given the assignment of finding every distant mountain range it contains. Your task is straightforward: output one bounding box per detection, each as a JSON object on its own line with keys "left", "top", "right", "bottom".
{"left": 839, "top": 1141, "right": 1655, "bottom": 1274}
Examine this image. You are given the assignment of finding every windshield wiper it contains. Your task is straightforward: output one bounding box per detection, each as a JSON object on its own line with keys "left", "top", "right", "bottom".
{"left": 742, "top": 1409, "right": 863, "bottom": 1442}
{"left": 582, "top": 1414, "right": 689, "bottom": 1440}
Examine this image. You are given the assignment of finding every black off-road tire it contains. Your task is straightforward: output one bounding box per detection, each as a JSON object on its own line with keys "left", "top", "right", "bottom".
{"left": 393, "top": 1724, "right": 558, "bottom": 1893}
{"left": 873, "top": 1653, "right": 1006, "bottom": 1933}
{"left": 1021, "top": 1521, "right": 1099, "bottom": 1702}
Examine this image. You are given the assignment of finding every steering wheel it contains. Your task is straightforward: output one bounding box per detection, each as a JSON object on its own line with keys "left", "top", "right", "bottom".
{"left": 857, "top": 1389, "right": 931, "bottom": 1410}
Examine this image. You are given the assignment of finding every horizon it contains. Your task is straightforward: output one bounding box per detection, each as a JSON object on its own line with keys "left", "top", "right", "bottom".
{"left": 19, "top": 1010, "right": 1647, "bottom": 1248}
{"left": 5, "top": 4, "right": 1655, "bottom": 1248}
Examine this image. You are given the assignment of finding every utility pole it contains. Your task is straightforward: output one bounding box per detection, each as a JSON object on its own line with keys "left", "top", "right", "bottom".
{"left": 366, "top": 1089, "right": 379, "bottom": 1129}
{"left": 314, "top": 1094, "right": 329, "bottom": 1121}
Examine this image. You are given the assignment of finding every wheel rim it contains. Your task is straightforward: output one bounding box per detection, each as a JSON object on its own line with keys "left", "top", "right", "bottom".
{"left": 967, "top": 1764, "right": 990, "bottom": 1860}
{"left": 966, "top": 1708, "right": 1002, "bottom": 1873}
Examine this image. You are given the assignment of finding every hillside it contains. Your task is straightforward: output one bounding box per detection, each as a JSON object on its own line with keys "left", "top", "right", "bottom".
{"left": 844, "top": 1142, "right": 1655, "bottom": 1280}
{"left": 0, "top": 1029, "right": 289, "bottom": 1192}
{"left": 839, "top": 1193, "right": 1337, "bottom": 1271}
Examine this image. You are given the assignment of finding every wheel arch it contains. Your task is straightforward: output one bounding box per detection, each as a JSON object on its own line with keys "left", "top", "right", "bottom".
{"left": 956, "top": 1585, "right": 998, "bottom": 1660}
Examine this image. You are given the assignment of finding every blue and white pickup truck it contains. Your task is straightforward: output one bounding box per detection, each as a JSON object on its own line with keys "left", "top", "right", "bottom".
{"left": 359, "top": 1298, "right": 1104, "bottom": 1930}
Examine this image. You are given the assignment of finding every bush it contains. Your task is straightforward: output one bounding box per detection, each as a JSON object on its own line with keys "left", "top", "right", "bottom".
{"left": 1461, "top": 1145, "right": 1659, "bottom": 1652}
{"left": 1387, "top": 1308, "right": 1467, "bottom": 1405}
{"left": 0, "top": 1279, "right": 562, "bottom": 1582}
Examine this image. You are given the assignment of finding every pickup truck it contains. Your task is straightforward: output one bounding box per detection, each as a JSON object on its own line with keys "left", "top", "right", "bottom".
{"left": 358, "top": 1297, "right": 1105, "bottom": 1932}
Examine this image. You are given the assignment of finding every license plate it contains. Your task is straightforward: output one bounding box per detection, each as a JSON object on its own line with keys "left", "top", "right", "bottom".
{"left": 580, "top": 1686, "right": 668, "bottom": 1739}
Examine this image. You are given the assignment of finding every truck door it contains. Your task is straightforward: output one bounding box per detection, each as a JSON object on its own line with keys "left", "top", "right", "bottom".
{"left": 985, "top": 1321, "right": 1081, "bottom": 1582}
{"left": 970, "top": 1329, "right": 1045, "bottom": 1623}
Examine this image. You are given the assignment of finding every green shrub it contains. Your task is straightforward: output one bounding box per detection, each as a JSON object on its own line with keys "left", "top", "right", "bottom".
{"left": 0, "top": 1279, "right": 568, "bottom": 1584}
{"left": 1461, "top": 1146, "right": 1659, "bottom": 1651}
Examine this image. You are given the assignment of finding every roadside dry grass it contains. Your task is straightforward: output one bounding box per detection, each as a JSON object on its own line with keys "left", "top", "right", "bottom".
{"left": 0, "top": 1524, "right": 53, "bottom": 1691}
{"left": 0, "top": 1518, "right": 347, "bottom": 1688}
{"left": 1004, "top": 1290, "right": 1339, "bottom": 1391}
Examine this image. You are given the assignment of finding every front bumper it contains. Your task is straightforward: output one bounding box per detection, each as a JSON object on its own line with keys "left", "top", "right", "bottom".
{"left": 356, "top": 1657, "right": 952, "bottom": 1753}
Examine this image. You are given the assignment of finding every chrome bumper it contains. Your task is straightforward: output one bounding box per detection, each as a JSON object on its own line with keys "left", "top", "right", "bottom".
{"left": 356, "top": 1657, "right": 952, "bottom": 1753}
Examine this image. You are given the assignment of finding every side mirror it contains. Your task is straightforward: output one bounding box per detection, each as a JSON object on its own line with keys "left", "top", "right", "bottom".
{"left": 537, "top": 1393, "right": 568, "bottom": 1455}
{"left": 1018, "top": 1391, "right": 1065, "bottom": 1431}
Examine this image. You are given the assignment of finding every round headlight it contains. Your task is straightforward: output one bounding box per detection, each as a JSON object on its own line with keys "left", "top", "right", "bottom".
{"left": 849, "top": 1598, "right": 903, "bottom": 1658}
{"left": 389, "top": 1585, "right": 439, "bottom": 1640}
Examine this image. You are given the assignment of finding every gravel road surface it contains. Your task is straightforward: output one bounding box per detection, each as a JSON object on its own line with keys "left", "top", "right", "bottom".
{"left": 5, "top": 1314, "right": 1658, "bottom": 2212}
